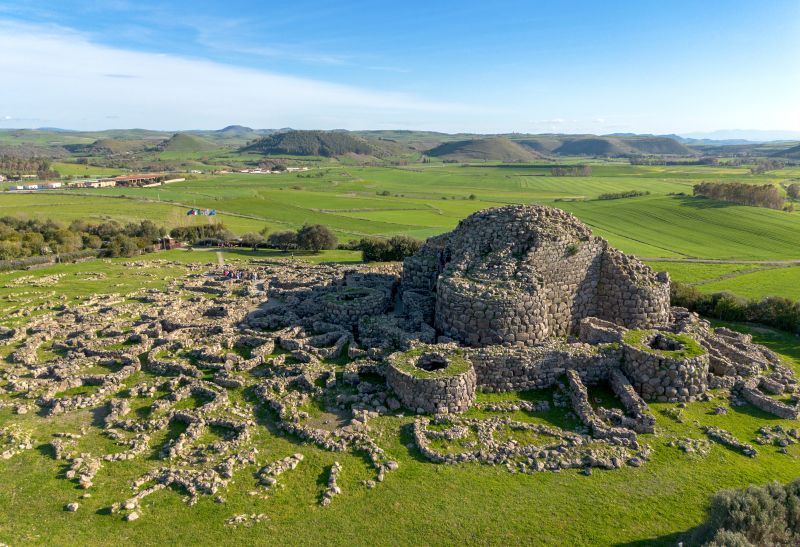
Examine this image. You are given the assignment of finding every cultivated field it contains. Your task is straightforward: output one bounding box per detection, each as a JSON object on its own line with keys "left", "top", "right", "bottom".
{"left": 4, "top": 161, "right": 800, "bottom": 300}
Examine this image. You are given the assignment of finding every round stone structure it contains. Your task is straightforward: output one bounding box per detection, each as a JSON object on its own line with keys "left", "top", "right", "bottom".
{"left": 621, "top": 329, "right": 709, "bottom": 402}
{"left": 386, "top": 344, "right": 477, "bottom": 414}
{"left": 322, "top": 287, "right": 390, "bottom": 327}
{"left": 401, "top": 205, "right": 670, "bottom": 347}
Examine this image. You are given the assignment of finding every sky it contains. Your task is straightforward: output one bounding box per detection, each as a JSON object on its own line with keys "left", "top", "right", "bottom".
{"left": 0, "top": 0, "right": 799, "bottom": 135}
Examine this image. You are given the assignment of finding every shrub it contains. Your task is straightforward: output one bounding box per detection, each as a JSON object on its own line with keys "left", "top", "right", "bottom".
{"left": 702, "top": 480, "right": 800, "bottom": 545}
{"left": 360, "top": 235, "right": 422, "bottom": 262}
{"left": 597, "top": 190, "right": 650, "bottom": 200}
{"left": 671, "top": 282, "right": 800, "bottom": 334}
{"left": 565, "top": 242, "right": 580, "bottom": 256}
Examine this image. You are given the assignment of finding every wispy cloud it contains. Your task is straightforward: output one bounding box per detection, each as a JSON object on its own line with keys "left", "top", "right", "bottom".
{"left": 0, "top": 19, "right": 465, "bottom": 131}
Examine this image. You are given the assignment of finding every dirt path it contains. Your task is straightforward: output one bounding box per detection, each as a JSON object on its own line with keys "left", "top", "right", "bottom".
{"left": 642, "top": 257, "right": 800, "bottom": 265}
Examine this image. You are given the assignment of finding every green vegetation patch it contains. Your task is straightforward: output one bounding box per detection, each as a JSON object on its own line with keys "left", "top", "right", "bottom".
{"left": 623, "top": 329, "right": 706, "bottom": 359}
{"left": 391, "top": 346, "right": 472, "bottom": 378}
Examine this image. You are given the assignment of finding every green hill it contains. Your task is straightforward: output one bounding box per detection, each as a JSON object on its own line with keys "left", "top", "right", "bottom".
{"left": 773, "top": 143, "right": 800, "bottom": 159}
{"left": 241, "top": 130, "right": 386, "bottom": 157}
{"left": 553, "top": 136, "right": 693, "bottom": 156}
{"left": 425, "top": 137, "right": 544, "bottom": 162}
{"left": 157, "top": 133, "right": 218, "bottom": 153}
{"left": 89, "top": 138, "right": 151, "bottom": 155}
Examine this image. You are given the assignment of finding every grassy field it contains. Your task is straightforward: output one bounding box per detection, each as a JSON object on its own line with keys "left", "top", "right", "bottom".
{"left": 3, "top": 161, "right": 800, "bottom": 300}
{"left": 2, "top": 253, "right": 800, "bottom": 546}
{"left": 50, "top": 162, "right": 127, "bottom": 178}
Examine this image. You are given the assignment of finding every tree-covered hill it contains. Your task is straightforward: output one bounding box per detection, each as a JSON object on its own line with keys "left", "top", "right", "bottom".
{"left": 241, "top": 130, "right": 387, "bottom": 157}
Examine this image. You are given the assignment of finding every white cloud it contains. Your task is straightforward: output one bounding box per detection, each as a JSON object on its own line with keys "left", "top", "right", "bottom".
{"left": 0, "top": 19, "right": 466, "bottom": 130}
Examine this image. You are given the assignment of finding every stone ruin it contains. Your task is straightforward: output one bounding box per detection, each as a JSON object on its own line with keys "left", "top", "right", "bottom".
{"left": 1, "top": 205, "right": 798, "bottom": 521}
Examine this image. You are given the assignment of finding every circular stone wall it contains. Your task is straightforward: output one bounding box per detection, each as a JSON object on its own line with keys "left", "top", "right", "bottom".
{"left": 386, "top": 345, "right": 476, "bottom": 413}
{"left": 322, "top": 287, "right": 389, "bottom": 327}
{"left": 621, "top": 330, "right": 708, "bottom": 402}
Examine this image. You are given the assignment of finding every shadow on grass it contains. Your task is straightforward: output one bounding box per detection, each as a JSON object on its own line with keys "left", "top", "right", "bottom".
{"left": 398, "top": 422, "right": 429, "bottom": 464}
{"left": 615, "top": 523, "right": 710, "bottom": 547}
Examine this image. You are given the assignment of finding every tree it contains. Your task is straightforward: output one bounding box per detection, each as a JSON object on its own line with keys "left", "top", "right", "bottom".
{"left": 105, "top": 235, "right": 140, "bottom": 258}
{"left": 267, "top": 230, "right": 298, "bottom": 251}
{"left": 296, "top": 224, "right": 337, "bottom": 253}
{"left": 787, "top": 183, "right": 800, "bottom": 200}
{"left": 240, "top": 232, "right": 265, "bottom": 252}
{"left": 360, "top": 235, "right": 422, "bottom": 262}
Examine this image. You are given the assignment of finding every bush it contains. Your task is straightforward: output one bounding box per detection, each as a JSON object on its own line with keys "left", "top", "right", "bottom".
{"left": 360, "top": 235, "right": 422, "bottom": 262}
{"left": 671, "top": 282, "right": 800, "bottom": 334}
{"left": 104, "top": 235, "right": 140, "bottom": 258}
{"left": 239, "top": 232, "right": 265, "bottom": 250}
{"left": 701, "top": 480, "right": 800, "bottom": 545}
{"left": 597, "top": 190, "right": 650, "bottom": 200}
{"left": 296, "top": 224, "right": 337, "bottom": 252}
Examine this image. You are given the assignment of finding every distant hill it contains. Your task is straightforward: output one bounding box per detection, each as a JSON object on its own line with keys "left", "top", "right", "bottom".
{"left": 241, "top": 130, "right": 386, "bottom": 157}
{"left": 553, "top": 136, "right": 693, "bottom": 156}
{"left": 216, "top": 125, "right": 254, "bottom": 136}
{"left": 426, "top": 137, "right": 543, "bottom": 162}
{"left": 772, "top": 143, "right": 800, "bottom": 159}
{"left": 89, "top": 138, "right": 151, "bottom": 155}
{"left": 157, "top": 133, "right": 218, "bottom": 153}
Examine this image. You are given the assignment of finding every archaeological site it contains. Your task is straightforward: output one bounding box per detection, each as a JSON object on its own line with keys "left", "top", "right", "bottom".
{"left": 1, "top": 205, "right": 797, "bottom": 521}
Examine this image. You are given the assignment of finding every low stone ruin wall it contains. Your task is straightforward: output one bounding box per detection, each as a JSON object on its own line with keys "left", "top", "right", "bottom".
{"left": 566, "top": 370, "right": 637, "bottom": 440}
{"left": 322, "top": 287, "right": 390, "bottom": 327}
{"left": 466, "top": 342, "right": 622, "bottom": 392}
{"left": 386, "top": 346, "right": 476, "bottom": 414}
{"left": 607, "top": 368, "right": 656, "bottom": 434}
{"left": 621, "top": 331, "right": 708, "bottom": 402}
{"left": 738, "top": 377, "right": 800, "bottom": 419}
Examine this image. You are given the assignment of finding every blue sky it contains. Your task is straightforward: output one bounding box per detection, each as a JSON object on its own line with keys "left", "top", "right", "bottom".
{"left": 1, "top": 0, "right": 798, "bottom": 134}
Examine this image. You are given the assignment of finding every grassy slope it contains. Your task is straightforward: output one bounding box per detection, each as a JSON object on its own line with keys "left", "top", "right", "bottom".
{"left": 1, "top": 255, "right": 800, "bottom": 545}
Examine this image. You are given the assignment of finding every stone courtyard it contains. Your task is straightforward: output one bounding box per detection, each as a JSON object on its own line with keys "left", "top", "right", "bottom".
{"left": 0, "top": 205, "right": 797, "bottom": 522}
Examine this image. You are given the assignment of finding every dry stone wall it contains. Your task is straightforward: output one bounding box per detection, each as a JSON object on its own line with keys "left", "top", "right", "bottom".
{"left": 402, "top": 205, "right": 670, "bottom": 347}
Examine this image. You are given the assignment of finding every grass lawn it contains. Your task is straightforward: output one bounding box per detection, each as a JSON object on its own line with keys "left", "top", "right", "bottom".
{"left": 2, "top": 254, "right": 800, "bottom": 545}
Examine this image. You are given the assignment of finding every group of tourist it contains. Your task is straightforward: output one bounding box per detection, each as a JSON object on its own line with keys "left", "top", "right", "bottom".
{"left": 220, "top": 269, "right": 258, "bottom": 282}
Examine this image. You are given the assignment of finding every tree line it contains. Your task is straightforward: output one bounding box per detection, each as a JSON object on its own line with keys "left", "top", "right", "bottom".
{"left": 0, "top": 156, "right": 59, "bottom": 179}
{"left": 597, "top": 190, "right": 650, "bottom": 200}
{"left": 550, "top": 165, "right": 592, "bottom": 177}
{"left": 749, "top": 158, "right": 785, "bottom": 175}
{"left": 693, "top": 182, "right": 787, "bottom": 210}
{"left": 671, "top": 282, "right": 800, "bottom": 334}
{"left": 0, "top": 217, "right": 167, "bottom": 262}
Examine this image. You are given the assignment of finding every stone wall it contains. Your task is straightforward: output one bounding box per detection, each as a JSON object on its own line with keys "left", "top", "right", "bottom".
{"left": 401, "top": 205, "right": 670, "bottom": 347}
{"left": 621, "top": 331, "right": 709, "bottom": 402}
{"left": 595, "top": 248, "right": 671, "bottom": 329}
{"left": 321, "top": 287, "right": 390, "bottom": 327}
{"left": 738, "top": 377, "right": 800, "bottom": 419}
{"left": 465, "top": 342, "right": 622, "bottom": 392}
{"left": 386, "top": 346, "right": 476, "bottom": 413}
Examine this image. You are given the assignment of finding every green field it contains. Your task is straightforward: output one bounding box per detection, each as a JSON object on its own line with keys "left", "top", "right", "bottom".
{"left": 2, "top": 252, "right": 800, "bottom": 546}
{"left": 4, "top": 162, "right": 800, "bottom": 303}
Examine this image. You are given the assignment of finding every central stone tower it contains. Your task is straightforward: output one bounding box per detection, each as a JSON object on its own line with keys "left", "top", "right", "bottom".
{"left": 401, "top": 205, "right": 670, "bottom": 347}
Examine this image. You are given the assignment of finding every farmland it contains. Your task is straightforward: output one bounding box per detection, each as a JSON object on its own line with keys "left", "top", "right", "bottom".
{"left": 4, "top": 161, "right": 800, "bottom": 300}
